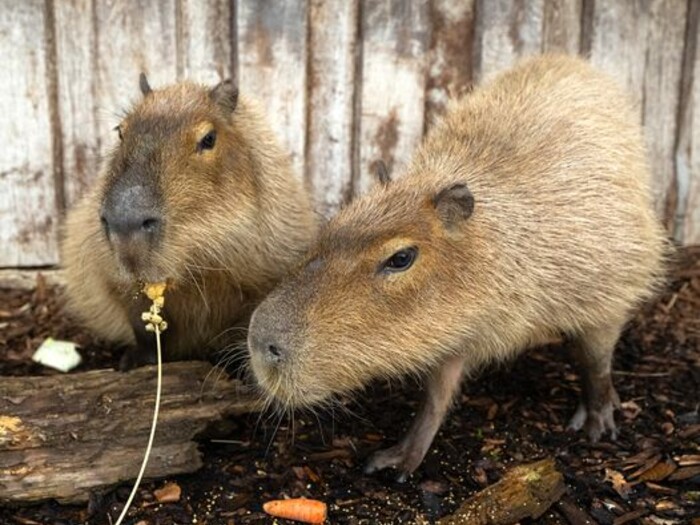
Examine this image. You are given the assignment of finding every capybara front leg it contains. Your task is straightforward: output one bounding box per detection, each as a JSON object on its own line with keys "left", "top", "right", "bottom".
{"left": 119, "top": 295, "right": 159, "bottom": 371}
{"left": 365, "top": 354, "right": 467, "bottom": 481}
{"left": 567, "top": 322, "right": 623, "bottom": 441}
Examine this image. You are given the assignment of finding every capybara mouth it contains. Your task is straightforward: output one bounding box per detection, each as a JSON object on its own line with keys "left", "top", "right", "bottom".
{"left": 111, "top": 247, "right": 169, "bottom": 285}
{"left": 248, "top": 353, "right": 330, "bottom": 409}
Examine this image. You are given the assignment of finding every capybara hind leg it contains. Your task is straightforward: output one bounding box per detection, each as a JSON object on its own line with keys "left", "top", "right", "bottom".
{"left": 567, "top": 323, "right": 623, "bottom": 441}
{"left": 365, "top": 354, "right": 466, "bottom": 481}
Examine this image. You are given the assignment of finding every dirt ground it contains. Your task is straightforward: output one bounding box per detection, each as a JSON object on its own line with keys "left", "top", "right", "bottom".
{"left": 1, "top": 246, "right": 698, "bottom": 525}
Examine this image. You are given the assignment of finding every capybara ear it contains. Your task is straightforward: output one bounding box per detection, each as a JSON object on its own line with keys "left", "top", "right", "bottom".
{"left": 433, "top": 183, "right": 474, "bottom": 227}
{"left": 210, "top": 79, "right": 239, "bottom": 113}
{"left": 374, "top": 160, "right": 391, "bottom": 186}
{"left": 139, "top": 73, "right": 152, "bottom": 96}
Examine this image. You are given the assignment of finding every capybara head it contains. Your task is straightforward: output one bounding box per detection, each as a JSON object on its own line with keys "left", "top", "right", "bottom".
{"left": 99, "top": 75, "right": 256, "bottom": 284}
{"left": 247, "top": 170, "right": 477, "bottom": 408}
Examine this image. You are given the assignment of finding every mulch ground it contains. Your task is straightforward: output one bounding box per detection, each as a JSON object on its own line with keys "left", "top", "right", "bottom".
{"left": 1, "top": 246, "right": 699, "bottom": 525}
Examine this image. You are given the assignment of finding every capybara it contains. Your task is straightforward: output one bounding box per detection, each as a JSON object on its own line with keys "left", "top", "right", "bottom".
{"left": 62, "top": 75, "right": 316, "bottom": 370}
{"left": 246, "top": 55, "right": 669, "bottom": 480}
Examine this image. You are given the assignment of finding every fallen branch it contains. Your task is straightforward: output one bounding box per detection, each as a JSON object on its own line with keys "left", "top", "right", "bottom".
{"left": 438, "top": 458, "right": 566, "bottom": 525}
{"left": 0, "top": 361, "right": 262, "bottom": 504}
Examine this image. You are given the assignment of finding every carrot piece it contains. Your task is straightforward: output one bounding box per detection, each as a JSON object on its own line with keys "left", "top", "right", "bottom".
{"left": 262, "top": 498, "right": 327, "bottom": 524}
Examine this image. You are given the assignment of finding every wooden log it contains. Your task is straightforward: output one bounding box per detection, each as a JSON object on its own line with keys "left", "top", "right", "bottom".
{"left": 0, "top": 361, "right": 262, "bottom": 504}
{"left": 0, "top": 0, "right": 60, "bottom": 267}
{"left": 437, "top": 458, "right": 566, "bottom": 525}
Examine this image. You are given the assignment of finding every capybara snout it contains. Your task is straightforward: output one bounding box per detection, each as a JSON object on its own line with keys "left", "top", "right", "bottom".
{"left": 248, "top": 182, "right": 477, "bottom": 408}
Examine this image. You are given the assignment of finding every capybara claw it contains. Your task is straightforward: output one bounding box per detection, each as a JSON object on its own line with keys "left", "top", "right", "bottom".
{"left": 567, "top": 400, "right": 618, "bottom": 442}
{"left": 364, "top": 444, "right": 420, "bottom": 481}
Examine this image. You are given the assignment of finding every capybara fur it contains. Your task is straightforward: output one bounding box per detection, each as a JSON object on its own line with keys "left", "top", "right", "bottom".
{"left": 62, "top": 76, "right": 316, "bottom": 370}
{"left": 246, "top": 55, "right": 669, "bottom": 480}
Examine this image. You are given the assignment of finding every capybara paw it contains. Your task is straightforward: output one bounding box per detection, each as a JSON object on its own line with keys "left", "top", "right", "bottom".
{"left": 567, "top": 401, "right": 618, "bottom": 442}
{"left": 364, "top": 444, "right": 421, "bottom": 482}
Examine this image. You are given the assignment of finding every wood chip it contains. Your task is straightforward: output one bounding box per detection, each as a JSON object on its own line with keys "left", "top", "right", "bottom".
{"left": 154, "top": 482, "right": 182, "bottom": 503}
{"left": 628, "top": 455, "right": 663, "bottom": 479}
{"left": 668, "top": 465, "right": 700, "bottom": 481}
{"left": 638, "top": 460, "right": 677, "bottom": 482}
{"left": 613, "top": 509, "right": 648, "bottom": 525}
{"left": 644, "top": 482, "right": 677, "bottom": 495}
{"left": 438, "top": 458, "right": 566, "bottom": 525}
{"left": 674, "top": 454, "right": 700, "bottom": 466}
{"left": 604, "top": 468, "right": 633, "bottom": 499}
{"left": 556, "top": 498, "right": 596, "bottom": 525}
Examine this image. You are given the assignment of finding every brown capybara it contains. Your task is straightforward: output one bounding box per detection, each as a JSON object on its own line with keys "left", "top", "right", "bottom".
{"left": 62, "top": 75, "right": 316, "bottom": 370}
{"left": 246, "top": 55, "right": 669, "bottom": 480}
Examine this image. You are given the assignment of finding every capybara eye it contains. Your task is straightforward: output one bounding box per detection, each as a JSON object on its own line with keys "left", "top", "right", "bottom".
{"left": 198, "top": 130, "right": 217, "bottom": 152}
{"left": 113, "top": 125, "right": 123, "bottom": 141}
{"left": 382, "top": 247, "right": 417, "bottom": 273}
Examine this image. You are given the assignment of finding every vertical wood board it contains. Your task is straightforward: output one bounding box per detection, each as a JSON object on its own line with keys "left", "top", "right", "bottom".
{"left": 588, "top": 0, "right": 687, "bottom": 219}
{"left": 355, "top": 0, "right": 430, "bottom": 195}
{"left": 92, "top": 0, "right": 179, "bottom": 159}
{"left": 425, "top": 0, "right": 475, "bottom": 127}
{"left": 0, "top": 1, "right": 58, "bottom": 266}
{"left": 177, "top": 0, "right": 233, "bottom": 83}
{"left": 236, "top": 0, "right": 308, "bottom": 178}
{"left": 475, "top": 0, "right": 545, "bottom": 82}
{"left": 542, "top": 0, "right": 582, "bottom": 53}
{"left": 306, "top": 0, "right": 358, "bottom": 215}
{"left": 53, "top": 0, "right": 100, "bottom": 207}
{"left": 675, "top": 1, "right": 699, "bottom": 243}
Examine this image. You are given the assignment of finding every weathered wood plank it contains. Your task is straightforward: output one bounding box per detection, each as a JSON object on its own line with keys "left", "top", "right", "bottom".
{"left": 425, "top": 0, "right": 475, "bottom": 128}
{"left": 92, "top": 0, "right": 179, "bottom": 156}
{"left": 475, "top": 0, "right": 545, "bottom": 82}
{"left": 53, "top": 0, "right": 101, "bottom": 207}
{"left": 355, "top": 0, "right": 430, "bottom": 195}
{"left": 674, "top": 0, "right": 699, "bottom": 243}
{"left": 0, "top": 269, "right": 65, "bottom": 290}
{"left": 0, "top": 362, "right": 262, "bottom": 503}
{"left": 0, "top": 1, "right": 59, "bottom": 267}
{"left": 236, "top": 0, "right": 308, "bottom": 179}
{"left": 177, "top": 0, "right": 233, "bottom": 83}
{"left": 542, "top": 0, "right": 582, "bottom": 53}
{"left": 306, "top": 0, "right": 358, "bottom": 216}
{"left": 438, "top": 459, "right": 565, "bottom": 525}
{"left": 587, "top": 0, "right": 687, "bottom": 222}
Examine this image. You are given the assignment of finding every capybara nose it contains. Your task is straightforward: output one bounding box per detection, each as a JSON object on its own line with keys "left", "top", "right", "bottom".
{"left": 265, "top": 342, "right": 284, "bottom": 362}
{"left": 101, "top": 211, "right": 161, "bottom": 238}
{"left": 251, "top": 334, "right": 286, "bottom": 364}
{"left": 101, "top": 185, "right": 162, "bottom": 240}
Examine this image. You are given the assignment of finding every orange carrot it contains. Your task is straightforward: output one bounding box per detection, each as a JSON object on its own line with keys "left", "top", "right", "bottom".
{"left": 262, "top": 498, "right": 327, "bottom": 524}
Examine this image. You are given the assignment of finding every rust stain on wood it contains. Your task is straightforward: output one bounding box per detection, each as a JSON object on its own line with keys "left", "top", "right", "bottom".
{"left": 372, "top": 109, "right": 399, "bottom": 173}
{"left": 425, "top": 0, "right": 475, "bottom": 126}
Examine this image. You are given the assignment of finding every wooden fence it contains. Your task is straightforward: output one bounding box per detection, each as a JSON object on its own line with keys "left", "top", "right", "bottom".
{"left": 0, "top": 0, "right": 698, "bottom": 268}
